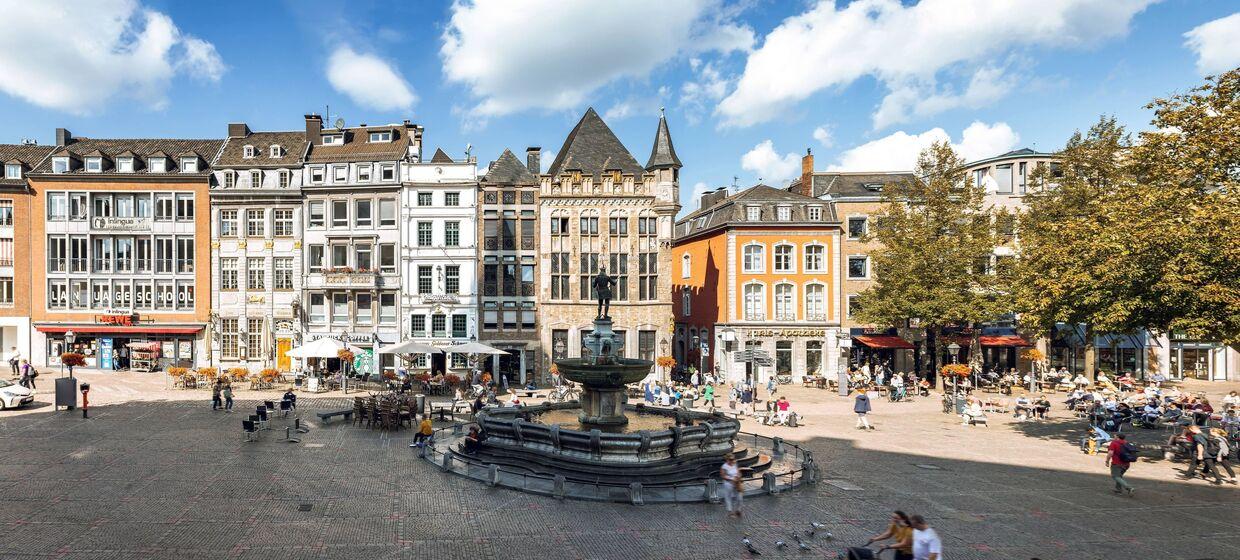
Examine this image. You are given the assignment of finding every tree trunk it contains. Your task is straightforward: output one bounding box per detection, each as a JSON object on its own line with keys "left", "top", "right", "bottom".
{"left": 1084, "top": 323, "right": 1096, "bottom": 380}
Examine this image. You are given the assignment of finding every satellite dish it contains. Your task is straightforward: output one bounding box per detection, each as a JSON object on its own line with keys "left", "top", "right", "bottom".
{"left": 333, "top": 117, "right": 345, "bottom": 130}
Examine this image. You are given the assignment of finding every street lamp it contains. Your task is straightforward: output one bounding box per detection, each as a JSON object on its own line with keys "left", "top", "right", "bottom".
{"left": 64, "top": 330, "right": 77, "bottom": 378}
{"left": 947, "top": 342, "right": 961, "bottom": 395}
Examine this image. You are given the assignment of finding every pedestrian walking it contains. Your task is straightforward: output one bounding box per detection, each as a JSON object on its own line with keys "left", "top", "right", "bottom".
{"left": 6, "top": 346, "right": 19, "bottom": 377}
{"left": 866, "top": 510, "right": 914, "bottom": 560}
{"left": 719, "top": 453, "right": 743, "bottom": 518}
{"left": 21, "top": 360, "right": 36, "bottom": 390}
{"left": 222, "top": 383, "right": 234, "bottom": 412}
{"left": 1209, "top": 428, "right": 1237, "bottom": 484}
{"left": 1105, "top": 432, "right": 1136, "bottom": 495}
{"left": 211, "top": 380, "right": 223, "bottom": 411}
{"left": 909, "top": 515, "right": 942, "bottom": 560}
{"left": 766, "top": 376, "right": 777, "bottom": 396}
{"left": 855, "top": 388, "right": 874, "bottom": 430}
{"left": 1180, "top": 425, "right": 1223, "bottom": 483}
{"left": 703, "top": 383, "right": 715, "bottom": 408}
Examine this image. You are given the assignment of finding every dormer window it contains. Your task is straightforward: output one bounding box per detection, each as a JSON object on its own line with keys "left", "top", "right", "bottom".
{"left": 52, "top": 157, "right": 70, "bottom": 174}
{"left": 269, "top": 145, "right": 282, "bottom": 158}
{"left": 863, "top": 183, "right": 883, "bottom": 192}
{"left": 223, "top": 170, "right": 236, "bottom": 188}
{"left": 368, "top": 131, "right": 392, "bottom": 143}
{"left": 85, "top": 157, "right": 103, "bottom": 173}
{"left": 149, "top": 157, "right": 167, "bottom": 173}
{"left": 117, "top": 157, "right": 134, "bottom": 173}
{"left": 180, "top": 157, "right": 198, "bottom": 173}
{"left": 250, "top": 170, "right": 262, "bottom": 188}
{"left": 808, "top": 206, "right": 822, "bottom": 221}
{"left": 746, "top": 206, "right": 760, "bottom": 221}
{"left": 310, "top": 166, "right": 324, "bottom": 183}
{"left": 243, "top": 145, "right": 256, "bottom": 158}
{"left": 5, "top": 164, "right": 20, "bottom": 179}
{"left": 776, "top": 206, "right": 791, "bottom": 221}
{"left": 322, "top": 134, "right": 344, "bottom": 145}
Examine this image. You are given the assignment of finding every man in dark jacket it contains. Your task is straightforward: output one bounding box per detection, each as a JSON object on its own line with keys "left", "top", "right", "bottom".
{"left": 855, "top": 388, "right": 874, "bottom": 430}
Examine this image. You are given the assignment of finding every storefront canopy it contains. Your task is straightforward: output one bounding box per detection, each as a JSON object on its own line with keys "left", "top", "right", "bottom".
{"left": 853, "top": 335, "right": 915, "bottom": 350}
{"left": 980, "top": 335, "right": 1034, "bottom": 347}
{"left": 286, "top": 338, "right": 366, "bottom": 359}
{"left": 377, "top": 340, "right": 443, "bottom": 355}
{"left": 35, "top": 326, "right": 202, "bottom": 335}
{"left": 443, "top": 341, "right": 509, "bottom": 355}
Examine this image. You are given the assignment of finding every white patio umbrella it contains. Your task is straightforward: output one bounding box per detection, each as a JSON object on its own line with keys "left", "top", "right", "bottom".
{"left": 443, "top": 341, "right": 509, "bottom": 355}
{"left": 377, "top": 340, "right": 444, "bottom": 355}
{"left": 285, "top": 338, "right": 365, "bottom": 359}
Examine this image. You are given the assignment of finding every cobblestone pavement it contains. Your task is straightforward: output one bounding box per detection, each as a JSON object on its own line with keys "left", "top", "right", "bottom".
{"left": 0, "top": 374, "right": 1237, "bottom": 559}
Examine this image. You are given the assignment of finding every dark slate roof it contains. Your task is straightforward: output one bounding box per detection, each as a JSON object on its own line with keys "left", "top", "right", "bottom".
{"left": 645, "top": 111, "right": 681, "bottom": 170}
{"left": 676, "top": 184, "right": 838, "bottom": 240}
{"left": 216, "top": 131, "right": 309, "bottom": 168}
{"left": 0, "top": 144, "right": 54, "bottom": 186}
{"left": 429, "top": 148, "right": 454, "bottom": 164}
{"left": 31, "top": 138, "right": 223, "bottom": 175}
{"left": 547, "top": 107, "right": 645, "bottom": 178}
{"left": 483, "top": 149, "right": 537, "bottom": 184}
{"left": 306, "top": 125, "right": 411, "bottom": 164}
{"left": 798, "top": 171, "right": 916, "bottom": 199}
{"left": 965, "top": 147, "right": 1056, "bottom": 167}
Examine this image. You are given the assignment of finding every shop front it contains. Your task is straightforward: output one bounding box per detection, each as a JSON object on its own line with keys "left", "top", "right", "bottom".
{"left": 1170, "top": 336, "right": 1232, "bottom": 381}
{"left": 979, "top": 334, "right": 1034, "bottom": 372}
{"left": 302, "top": 331, "right": 397, "bottom": 378}
{"left": 36, "top": 322, "right": 203, "bottom": 371}
{"left": 849, "top": 328, "right": 915, "bottom": 372}
{"left": 721, "top": 326, "right": 837, "bottom": 384}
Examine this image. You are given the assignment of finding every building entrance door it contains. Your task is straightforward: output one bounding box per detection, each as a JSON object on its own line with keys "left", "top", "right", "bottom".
{"left": 431, "top": 353, "right": 447, "bottom": 375}
{"left": 498, "top": 350, "right": 521, "bottom": 385}
{"left": 276, "top": 338, "right": 292, "bottom": 371}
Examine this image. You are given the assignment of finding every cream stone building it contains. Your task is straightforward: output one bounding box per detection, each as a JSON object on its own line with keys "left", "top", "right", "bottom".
{"left": 537, "top": 109, "right": 679, "bottom": 382}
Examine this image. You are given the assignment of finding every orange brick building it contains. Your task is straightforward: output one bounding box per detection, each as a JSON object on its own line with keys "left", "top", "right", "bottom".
{"left": 26, "top": 130, "right": 219, "bottom": 368}
{"left": 673, "top": 185, "right": 842, "bottom": 384}
{"left": 0, "top": 144, "right": 54, "bottom": 362}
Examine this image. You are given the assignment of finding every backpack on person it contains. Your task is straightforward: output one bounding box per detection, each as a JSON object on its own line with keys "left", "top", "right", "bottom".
{"left": 1205, "top": 436, "right": 1223, "bottom": 459}
{"left": 28, "top": 368, "right": 38, "bottom": 379}
{"left": 1118, "top": 441, "right": 1139, "bottom": 463}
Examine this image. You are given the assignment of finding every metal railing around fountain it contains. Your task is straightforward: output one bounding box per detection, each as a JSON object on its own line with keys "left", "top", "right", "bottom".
{"left": 417, "top": 424, "right": 818, "bottom": 504}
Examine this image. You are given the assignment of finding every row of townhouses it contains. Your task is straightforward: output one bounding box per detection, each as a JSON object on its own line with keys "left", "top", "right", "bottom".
{"left": 0, "top": 109, "right": 679, "bottom": 386}
{"left": 0, "top": 109, "right": 1233, "bottom": 384}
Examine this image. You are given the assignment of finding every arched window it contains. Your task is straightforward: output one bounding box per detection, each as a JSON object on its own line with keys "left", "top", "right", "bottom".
{"left": 804, "top": 244, "right": 825, "bottom": 272}
{"left": 743, "top": 283, "right": 765, "bottom": 321}
{"left": 682, "top": 289, "right": 691, "bottom": 316}
{"left": 774, "top": 283, "right": 795, "bottom": 320}
{"left": 742, "top": 244, "right": 764, "bottom": 273}
{"left": 681, "top": 253, "right": 691, "bottom": 278}
{"left": 774, "top": 243, "right": 794, "bottom": 272}
{"left": 804, "top": 283, "right": 825, "bottom": 320}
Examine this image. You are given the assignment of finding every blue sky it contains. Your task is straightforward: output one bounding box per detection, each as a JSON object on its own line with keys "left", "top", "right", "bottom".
{"left": 0, "top": 0, "right": 1236, "bottom": 215}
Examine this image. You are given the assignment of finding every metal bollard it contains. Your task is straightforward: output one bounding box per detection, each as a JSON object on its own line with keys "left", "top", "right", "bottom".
{"left": 629, "top": 482, "right": 644, "bottom": 505}
{"left": 772, "top": 436, "right": 785, "bottom": 457}
{"left": 553, "top": 475, "right": 566, "bottom": 500}
{"left": 763, "top": 472, "right": 778, "bottom": 494}
{"left": 705, "top": 478, "right": 721, "bottom": 503}
{"left": 442, "top": 453, "right": 453, "bottom": 470}
{"left": 487, "top": 464, "right": 499, "bottom": 486}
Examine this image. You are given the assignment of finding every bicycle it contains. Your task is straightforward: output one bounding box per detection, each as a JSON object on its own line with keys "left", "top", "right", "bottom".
{"left": 548, "top": 384, "right": 580, "bottom": 403}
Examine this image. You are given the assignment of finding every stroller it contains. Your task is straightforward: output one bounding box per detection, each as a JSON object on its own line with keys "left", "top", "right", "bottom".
{"left": 837, "top": 546, "right": 877, "bottom": 560}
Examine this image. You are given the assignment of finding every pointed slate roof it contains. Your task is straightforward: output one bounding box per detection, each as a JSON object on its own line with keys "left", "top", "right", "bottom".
{"left": 484, "top": 149, "right": 537, "bottom": 184}
{"left": 430, "top": 148, "right": 454, "bottom": 164}
{"left": 645, "top": 110, "right": 681, "bottom": 170}
{"left": 546, "top": 107, "right": 644, "bottom": 178}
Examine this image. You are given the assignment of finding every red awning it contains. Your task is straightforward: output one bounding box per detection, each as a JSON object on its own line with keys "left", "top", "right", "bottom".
{"left": 939, "top": 334, "right": 973, "bottom": 346}
{"left": 853, "top": 335, "right": 915, "bottom": 350}
{"left": 35, "top": 326, "right": 202, "bottom": 335}
{"left": 979, "top": 335, "right": 1034, "bottom": 347}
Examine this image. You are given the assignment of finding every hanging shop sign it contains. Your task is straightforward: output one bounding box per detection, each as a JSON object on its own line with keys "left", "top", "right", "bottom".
{"left": 747, "top": 329, "right": 827, "bottom": 338}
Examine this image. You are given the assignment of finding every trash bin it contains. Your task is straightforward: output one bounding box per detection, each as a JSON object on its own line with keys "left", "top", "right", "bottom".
{"left": 954, "top": 395, "right": 967, "bottom": 415}
{"left": 55, "top": 377, "right": 78, "bottom": 410}
{"left": 415, "top": 394, "right": 427, "bottom": 418}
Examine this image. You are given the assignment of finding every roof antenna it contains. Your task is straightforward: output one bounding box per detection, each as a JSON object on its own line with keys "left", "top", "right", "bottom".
{"left": 731, "top": 175, "right": 739, "bottom": 194}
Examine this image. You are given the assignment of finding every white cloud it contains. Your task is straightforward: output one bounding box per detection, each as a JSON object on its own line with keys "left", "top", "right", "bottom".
{"left": 717, "top": 0, "right": 1155, "bottom": 128}
{"left": 873, "top": 65, "right": 1018, "bottom": 129}
{"left": 441, "top": 0, "right": 752, "bottom": 118}
{"left": 812, "top": 125, "right": 834, "bottom": 148}
{"left": 829, "top": 121, "right": 1019, "bottom": 171}
{"left": 741, "top": 140, "right": 802, "bottom": 184}
{"left": 326, "top": 46, "right": 417, "bottom": 112}
{"left": 1184, "top": 13, "right": 1240, "bottom": 76}
{"left": 0, "top": 0, "right": 225, "bottom": 114}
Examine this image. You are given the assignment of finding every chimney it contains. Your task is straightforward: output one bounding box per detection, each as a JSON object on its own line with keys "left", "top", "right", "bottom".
{"left": 305, "top": 114, "right": 323, "bottom": 145}
{"left": 55, "top": 128, "right": 72, "bottom": 147}
{"left": 700, "top": 187, "right": 728, "bottom": 210}
{"left": 799, "top": 148, "right": 814, "bottom": 197}
{"left": 228, "top": 122, "right": 250, "bottom": 138}
{"left": 526, "top": 147, "right": 541, "bottom": 174}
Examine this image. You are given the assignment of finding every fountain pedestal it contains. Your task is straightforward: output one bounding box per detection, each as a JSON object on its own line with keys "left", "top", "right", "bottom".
{"left": 557, "top": 317, "right": 650, "bottom": 427}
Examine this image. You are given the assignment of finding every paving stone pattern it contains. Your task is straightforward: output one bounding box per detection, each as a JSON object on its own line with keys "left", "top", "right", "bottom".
{"left": 0, "top": 387, "right": 1237, "bottom": 559}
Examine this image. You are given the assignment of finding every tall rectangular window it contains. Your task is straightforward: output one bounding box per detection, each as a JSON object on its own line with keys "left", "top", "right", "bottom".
{"left": 308, "top": 245, "right": 324, "bottom": 274}
{"left": 0, "top": 200, "right": 12, "bottom": 226}
{"left": 417, "top": 221, "right": 432, "bottom": 247}
{"left": 47, "top": 236, "right": 67, "bottom": 272}
{"left": 445, "top": 265, "right": 460, "bottom": 294}
{"left": 355, "top": 243, "right": 372, "bottom": 271}
{"left": 176, "top": 194, "right": 194, "bottom": 221}
{"left": 355, "top": 293, "right": 373, "bottom": 325}
{"left": 410, "top": 315, "right": 426, "bottom": 337}
{"left": 354, "top": 199, "right": 372, "bottom": 227}
{"left": 379, "top": 199, "right": 396, "bottom": 226}
{"left": 70, "top": 193, "right": 89, "bottom": 220}
{"left": 638, "top": 252, "right": 658, "bottom": 301}
{"left": 132, "top": 238, "right": 148, "bottom": 273}
{"left": 155, "top": 194, "right": 174, "bottom": 221}
{"left": 484, "top": 264, "right": 499, "bottom": 296}
{"left": 247, "top": 318, "right": 263, "bottom": 358}
{"left": 221, "top": 319, "right": 239, "bottom": 358}
{"left": 272, "top": 209, "right": 294, "bottom": 236}
{"left": 579, "top": 252, "right": 599, "bottom": 301}
{"left": 379, "top": 244, "right": 396, "bottom": 274}
{"left": 176, "top": 238, "right": 194, "bottom": 274}
{"left": 247, "top": 257, "right": 265, "bottom": 290}
{"left": 309, "top": 293, "right": 326, "bottom": 324}
{"left": 308, "top": 201, "right": 325, "bottom": 227}
{"left": 219, "top": 209, "right": 239, "bottom": 237}
{"left": 609, "top": 254, "right": 628, "bottom": 301}
{"left": 331, "top": 200, "right": 348, "bottom": 227}
{"left": 178, "top": 282, "right": 195, "bottom": 310}
{"left": 638, "top": 330, "right": 655, "bottom": 362}
{"left": 331, "top": 293, "right": 349, "bottom": 325}
{"left": 246, "top": 209, "right": 265, "bottom": 237}
{"left": 418, "top": 265, "right": 432, "bottom": 294}
{"left": 521, "top": 264, "right": 534, "bottom": 297}
{"left": 379, "top": 293, "right": 397, "bottom": 325}
{"left": 431, "top": 314, "right": 446, "bottom": 337}
{"left": 273, "top": 258, "right": 294, "bottom": 290}
{"left": 502, "top": 264, "right": 517, "bottom": 296}
{"left": 550, "top": 253, "right": 569, "bottom": 300}
{"left": 444, "top": 221, "right": 459, "bottom": 247}
{"left": 804, "top": 245, "right": 825, "bottom": 272}
{"left": 452, "top": 315, "right": 467, "bottom": 338}
{"left": 155, "top": 237, "right": 173, "bottom": 273}
{"left": 0, "top": 278, "right": 12, "bottom": 305}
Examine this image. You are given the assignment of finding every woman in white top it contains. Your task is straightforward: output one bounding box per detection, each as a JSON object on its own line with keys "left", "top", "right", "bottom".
{"left": 719, "top": 453, "right": 742, "bottom": 517}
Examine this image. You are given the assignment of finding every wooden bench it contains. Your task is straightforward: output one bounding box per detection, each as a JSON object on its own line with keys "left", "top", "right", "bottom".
{"left": 316, "top": 409, "right": 354, "bottom": 423}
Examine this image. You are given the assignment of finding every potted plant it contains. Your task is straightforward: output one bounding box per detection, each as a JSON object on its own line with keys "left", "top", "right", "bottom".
{"left": 260, "top": 368, "right": 280, "bottom": 382}
{"left": 227, "top": 367, "right": 248, "bottom": 382}
{"left": 199, "top": 367, "right": 218, "bottom": 382}
{"left": 445, "top": 373, "right": 462, "bottom": 387}
{"left": 60, "top": 352, "right": 86, "bottom": 377}
{"left": 414, "top": 373, "right": 431, "bottom": 383}
{"left": 656, "top": 356, "right": 677, "bottom": 369}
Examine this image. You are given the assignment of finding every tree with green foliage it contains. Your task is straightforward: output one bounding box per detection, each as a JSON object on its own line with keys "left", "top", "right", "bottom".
{"left": 855, "top": 141, "right": 1006, "bottom": 384}
{"left": 1009, "top": 117, "right": 1133, "bottom": 379}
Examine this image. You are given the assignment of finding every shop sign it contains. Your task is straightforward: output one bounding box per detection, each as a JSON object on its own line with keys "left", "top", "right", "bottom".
{"left": 748, "top": 329, "right": 826, "bottom": 338}
{"left": 96, "top": 313, "right": 139, "bottom": 326}
{"left": 274, "top": 320, "right": 296, "bottom": 335}
{"left": 421, "top": 294, "right": 459, "bottom": 304}
{"left": 91, "top": 217, "right": 151, "bottom": 231}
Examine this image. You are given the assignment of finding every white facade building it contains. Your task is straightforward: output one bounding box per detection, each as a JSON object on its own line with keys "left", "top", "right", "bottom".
{"left": 300, "top": 115, "right": 420, "bottom": 377}
{"left": 209, "top": 123, "right": 308, "bottom": 373}
{"left": 401, "top": 148, "right": 478, "bottom": 376}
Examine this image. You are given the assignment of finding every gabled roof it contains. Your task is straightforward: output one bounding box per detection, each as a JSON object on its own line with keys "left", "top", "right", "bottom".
{"left": 483, "top": 149, "right": 537, "bottom": 184}
{"left": 645, "top": 111, "right": 681, "bottom": 170}
{"left": 306, "top": 125, "right": 412, "bottom": 164}
{"left": 31, "top": 139, "right": 223, "bottom": 175}
{"left": 430, "top": 148, "right": 454, "bottom": 164}
{"left": 215, "top": 131, "right": 309, "bottom": 168}
{"left": 546, "top": 107, "right": 645, "bottom": 178}
{"left": 0, "top": 144, "right": 54, "bottom": 186}
{"left": 801, "top": 171, "right": 916, "bottom": 199}
{"left": 676, "top": 184, "right": 838, "bottom": 240}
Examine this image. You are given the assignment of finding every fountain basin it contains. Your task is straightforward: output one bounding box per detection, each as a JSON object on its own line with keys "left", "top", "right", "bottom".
{"left": 555, "top": 358, "right": 652, "bottom": 388}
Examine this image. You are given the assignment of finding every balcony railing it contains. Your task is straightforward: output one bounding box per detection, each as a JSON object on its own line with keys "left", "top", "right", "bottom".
{"left": 321, "top": 270, "right": 378, "bottom": 289}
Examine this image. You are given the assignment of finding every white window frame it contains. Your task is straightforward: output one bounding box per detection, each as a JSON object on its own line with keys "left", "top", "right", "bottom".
{"left": 847, "top": 255, "right": 870, "bottom": 280}
{"left": 322, "top": 134, "right": 343, "bottom": 145}
{"left": 4, "top": 164, "right": 19, "bottom": 179}
{"left": 357, "top": 164, "right": 372, "bottom": 182}
{"left": 773, "top": 243, "right": 795, "bottom": 273}
{"left": 803, "top": 243, "right": 826, "bottom": 273}
{"left": 847, "top": 294, "right": 859, "bottom": 319}
{"left": 52, "top": 157, "right": 70, "bottom": 174}
{"left": 807, "top": 206, "right": 822, "bottom": 221}
{"left": 249, "top": 170, "right": 262, "bottom": 188}
{"left": 742, "top": 282, "right": 765, "bottom": 321}
{"left": 368, "top": 131, "right": 392, "bottom": 143}
{"left": 332, "top": 165, "right": 347, "bottom": 183}
{"left": 269, "top": 145, "right": 282, "bottom": 158}
{"left": 380, "top": 164, "right": 395, "bottom": 181}
{"left": 309, "top": 166, "right": 325, "bottom": 184}
{"left": 746, "top": 206, "right": 760, "bottom": 221}
{"left": 243, "top": 145, "right": 256, "bottom": 158}
{"left": 85, "top": 157, "right": 102, "bottom": 173}
{"left": 776, "top": 206, "right": 791, "bottom": 221}
{"left": 116, "top": 158, "right": 134, "bottom": 173}
{"left": 773, "top": 282, "right": 795, "bottom": 321}
{"left": 180, "top": 157, "right": 198, "bottom": 173}
{"left": 847, "top": 216, "right": 868, "bottom": 240}
{"left": 681, "top": 253, "right": 691, "bottom": 278}
{"left": 804, "top": 282, "right": 826, "bottom": 321}
{"left": 741, "top": 243, "right": 765, "bottom": 273}
{"left": 148, "top": 157, "right": 167, "bottom": 173}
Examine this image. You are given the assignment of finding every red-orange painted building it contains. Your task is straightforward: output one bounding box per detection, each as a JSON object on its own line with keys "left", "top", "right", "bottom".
{"left": 673, "top": 185, "right": 843, "bottom": 384}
